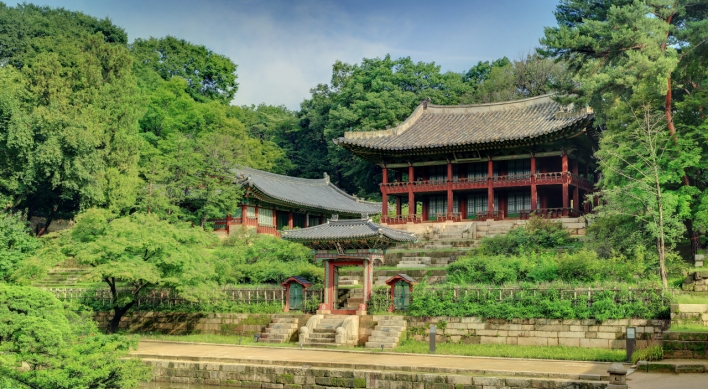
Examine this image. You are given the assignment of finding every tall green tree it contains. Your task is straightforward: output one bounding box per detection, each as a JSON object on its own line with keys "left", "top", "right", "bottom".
{"left": 0, "top": 211, "right": 40, "bottom": 282}
{"left": 595, "top": 104, "right": 693, "bottom": 286}
{"left": 540, "top": 0, "right": 708, "bottom": 252}
{"left": 131, "top": 36, "right": 238, "bottom": 104}
{"left": 0, "top": 31, "right": 144, "bottom": 231}
{"left": 21, "top": 209, "right": 221, "bottom": 333}
{"left": 299, "top": 55, "right": 474, "bottom": 197}
{"left": 0, "top": 284, "right": 151, "bottom": 388}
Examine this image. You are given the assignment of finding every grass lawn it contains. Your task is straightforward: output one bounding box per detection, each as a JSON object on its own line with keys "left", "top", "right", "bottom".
{"left": 674, "top": 295, "right": 708, "bottom": 304}
{"left": 667, "top": 324, "right": 708, "bottom": 332}
{"left": 393, "top": 340, "right": 625, "bottom": 362}
{"left": 140, "top": 334, "right": 624, "bottom": 362}
{"left": 141, "top": 333, "right": 299, "bottom": 347}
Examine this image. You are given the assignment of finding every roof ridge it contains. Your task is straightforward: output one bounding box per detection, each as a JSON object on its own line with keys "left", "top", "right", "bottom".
{"left": 236, "top": 166, "right": 327, "bottom": 186}
{"left": 426, "top": 93, "right": 556, "bottom": 109}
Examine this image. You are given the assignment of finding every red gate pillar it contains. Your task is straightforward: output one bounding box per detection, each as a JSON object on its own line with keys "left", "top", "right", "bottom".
{"left": 408, "top": 165, "right": 415, "bottom": 221}
{"left": 530, "top": 155, "right": 537, "bottom": 212}
{"left": 487, "top": 159, "right": 494, "bottom": 218}
{"left": 447, "top": 161, "right": 454, "bottom": 218}
{"left": 562, "top": 151, "right": 569, "bottom": 216}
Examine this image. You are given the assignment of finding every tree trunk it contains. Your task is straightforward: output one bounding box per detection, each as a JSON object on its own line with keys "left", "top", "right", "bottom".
{"left": 107, "top": 301, "right": 136, "bottom": 334}
{"left": 36, "top": 205, "right": 58, "bottom": 237}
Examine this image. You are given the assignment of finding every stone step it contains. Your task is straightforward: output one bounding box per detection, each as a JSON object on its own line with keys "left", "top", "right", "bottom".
{"left": 309, "top": 333, "right": 335, "bottom": 340}
{"left": 338, "top": 280, "right": 359, "bottom": 286}
{"left": 365, "top": 341, "right": 397, "bottom": 349}
{"left": 313, "top": 327, "right": 338, "bottom": 333}
{"left": 376, "top": 320, "right": 406, "bottom": 331}
{"left": 272, "top": 319, "right": 299, "bottom": 324}
{"left": 338, "top": 276, "right": 359, "bottom": 281}
{"left": 368, "top": 335, "right": 399, "bottom": 343}
{"left": 372, "top": 315, "right": 405, "bottom": 320}
{"left": 397, "top": 263, "right": 428, "bottom": 268}
{"left": 371, "top": 329, "right": 402, "bottom": 337}
{"left": 304, "top": 342, "right": 338, "bottom": 347}
{"left": 347, "top": 298, "right": 364, "bottom": 304}
{"left": 264, "top": 328, "right": 296, "bottom": 335}
{"left": 398, "top": 260, "right": 430, "bottom": 265}
{"left": 401, "top": 256, "right": 432, "bottom": 262}
{"left": 261, "top": 334, "right": 289, "bottom": 342}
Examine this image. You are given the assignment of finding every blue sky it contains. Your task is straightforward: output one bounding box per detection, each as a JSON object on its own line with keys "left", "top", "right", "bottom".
{"left": 16, "top": 0, "right": 561, "bottom": 109}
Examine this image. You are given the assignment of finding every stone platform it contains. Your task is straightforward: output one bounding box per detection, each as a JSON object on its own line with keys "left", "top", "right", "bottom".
{"left": 135, "top": 340, "right": 614, "bottom": 383}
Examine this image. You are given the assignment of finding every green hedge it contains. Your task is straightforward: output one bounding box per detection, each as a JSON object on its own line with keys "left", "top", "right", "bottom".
{"left": 409, "top": 284, "right": 670, "bottom": 321}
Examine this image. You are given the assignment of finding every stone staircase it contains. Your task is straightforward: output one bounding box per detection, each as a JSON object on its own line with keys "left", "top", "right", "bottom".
{"left": 304, "top": 315, "right": 350, "bottom": 347}
{"left": 33, "top": 268, "right": 89, "bottom": 287}
{"left": 397, "top": 256, "right": 431, "bottom": 268}
{"left": 366, "top": 315, "right": 407, "bottom": 349}
{"left": 342, "top": 288, "right": 364, "bottom": 309}
{"left": 259, "top": 315, "right": 300, "bottom": 343}
{"left": 338, "top": 276, "right": 359, "bottom": 286}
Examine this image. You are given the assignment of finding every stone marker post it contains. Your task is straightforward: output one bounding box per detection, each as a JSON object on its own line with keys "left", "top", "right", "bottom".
{"left": 607, "top": 363, "right": 628, "bottom": 389}
{"left": 429, "top": 324, "right": 436, "bottom": 354}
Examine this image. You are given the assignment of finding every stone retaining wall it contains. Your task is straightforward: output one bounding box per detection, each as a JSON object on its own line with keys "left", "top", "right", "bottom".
{"left": 670, "top": 303, "right": 708, "bottom": 326}
{"left": 94, "top": 312, "right": 277, "bottom": 335}
{"left": 143, "top": 360, "right": 607, "bottom": 389}
{"left": 406, "top": 317, "right": 669, "bottom": 350}
{"left": 662, "top": 332, "right": 708, "bottom": 359}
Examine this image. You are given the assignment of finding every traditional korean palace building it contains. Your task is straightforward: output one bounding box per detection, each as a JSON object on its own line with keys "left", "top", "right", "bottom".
{"left": 282, "top": 218, "right": 416, "bottom": 314}
{"left": 213, "top": 167, "right": 381, "bottom": 236}
{"left": 334, "top": 95, "right": 597, "bottom": 223}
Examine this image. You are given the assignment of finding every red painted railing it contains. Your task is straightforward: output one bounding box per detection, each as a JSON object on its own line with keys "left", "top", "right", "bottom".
{"left": 381, "top": 172, "right": 594, "bottom": 194}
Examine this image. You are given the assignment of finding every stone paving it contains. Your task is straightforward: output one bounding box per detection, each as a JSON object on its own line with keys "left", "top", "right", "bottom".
{"left": 627, "top": 371, "right": 707, "bottom": 389}
{"left": 135, "top": 340, "right": 611, "bottom": 380}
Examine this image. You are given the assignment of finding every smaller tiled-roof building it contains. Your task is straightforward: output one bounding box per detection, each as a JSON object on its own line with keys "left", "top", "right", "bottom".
{"left": 334, "top": 94, "right": 597, "bottom": 223}
{"left": 213, "top": 167, "right": 381, "bottom": 237}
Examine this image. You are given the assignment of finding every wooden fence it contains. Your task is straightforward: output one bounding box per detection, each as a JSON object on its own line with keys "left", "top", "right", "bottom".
{"left": 44, "top": 286, "right": 324, "bottom": 310}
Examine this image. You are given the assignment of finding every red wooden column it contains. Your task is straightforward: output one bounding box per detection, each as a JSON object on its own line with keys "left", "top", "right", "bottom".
{"left": 288, "top": 211, "right": 294, "bottom": 229}
{"left": 408, "top": 165, "right": 415, "bottom": 221}
{"left": 487, "top": 159, "right": 494, "bottom": 217}
{"left": 446, "top": 161, "right": 454, "bottom": 218}
{"left": 381, "top": 166, "right": 389, "bottom": 219}
{"left": 530, "top": 155, "right": 537, "bottom": 211}
{"left": 396, "top": 197, "right": 402, "bottom": 217}
{"left": 562, "top": 151, "right": 569, "bottom": 216}
{"left": 572, "top": 160, "right": 580, "bottom": 212}
{"left": 272, "top": 210, "right": 277, "bottom": 229}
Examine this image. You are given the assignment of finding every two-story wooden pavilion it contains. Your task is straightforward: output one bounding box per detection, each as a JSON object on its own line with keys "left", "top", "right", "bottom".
{"left": 213, "top": 167, "right": 381, "bottom": 236}
{"left": 334, "top": 95, "right": 597, "bottom": 223}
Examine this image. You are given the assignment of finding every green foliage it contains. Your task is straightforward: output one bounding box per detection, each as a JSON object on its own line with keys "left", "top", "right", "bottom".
{"left": 18, "top": 208, "right": 221, "bottom": 332}
{"left": 586, "top": 214, "right": 651, "bottom": 258}
{"left": 409, "top": 283, "right": 669, "bottom": 321}
{"left": 0, "top": 212, "right": 40, "bottom": 282}
{"left": 212, "top": 230, "right": 321, "bottom": 285}
{"left": 131, "top": 36, "right": 238, "bottom": 104}
{"left": 449, "top": 249, "right": 651, "bottom": 286}
{"left": 394, "top": 340, "right": 625, "bottom": 362}
{"left": 477, "top": 216, "right": 577, "bottom": 256}
{"left": 631, "top": 344, "right": 664, "bottom": 364}
{"left": 0, "top": 284, "right": 151, "bottom": 388}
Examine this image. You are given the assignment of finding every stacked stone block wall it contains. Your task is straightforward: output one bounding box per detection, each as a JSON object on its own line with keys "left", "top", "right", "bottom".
{"left": 662, "top": 332, "right": 708, "bottom": 359}
{"left": 670, "top": 304, "right": 708, "bottom": 326}
{"left": 93, "top": 312, "right": 280, "bottom": 335}
{"left": 406, "top": 317, "right": 668, "bottom": 350}
{"left": 143, "top": 360, "right": 607, "bottom": 389}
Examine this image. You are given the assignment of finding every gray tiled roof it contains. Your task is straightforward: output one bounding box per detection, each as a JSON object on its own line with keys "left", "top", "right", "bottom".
{"left": 281, "top": 219, "right": 417, "bottom": 243}
{"left": 334, "top": 95, "right": 593, "bottom": 152}
{"left": 235, "top": 167, "right": 381, "bottom": 215}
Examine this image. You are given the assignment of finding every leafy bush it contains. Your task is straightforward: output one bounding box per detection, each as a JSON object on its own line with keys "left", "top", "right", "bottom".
{"left": 408, "top": 283, "right": 669, "bottom": 320}
{"left": 478, "top": 216, "right": 577, "bottom": 255}
{"left": 211, "top": 230, "right": 322, "bottom": 285}
{"left": 0, "top": 211, "right": 41, "bottom": 282}
{"left": 631, "top": 344, "right": 664, "bottom": 364}
{"left": 449, "top": 249, "right": 650, "bottom": 285}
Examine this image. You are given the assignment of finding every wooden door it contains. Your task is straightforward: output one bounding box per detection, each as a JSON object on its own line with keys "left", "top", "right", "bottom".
{"left": 289, "top": 283, "right": 303, "bottom": 310}
{"left": 394, "top": 281, "right": 410, "bottom": 311}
